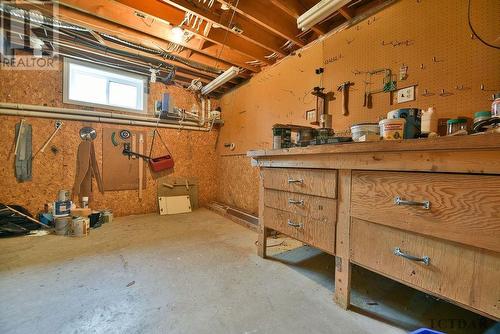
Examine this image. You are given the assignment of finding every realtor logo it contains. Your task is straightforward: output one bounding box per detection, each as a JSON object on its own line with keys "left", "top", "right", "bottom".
{"left": 0, "top": 0, "right": 58, "bottom": 70}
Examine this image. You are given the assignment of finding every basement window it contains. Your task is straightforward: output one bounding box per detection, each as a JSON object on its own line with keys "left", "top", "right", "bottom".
{"left": 63, "top": 58, "right": 147, "bottom": 113}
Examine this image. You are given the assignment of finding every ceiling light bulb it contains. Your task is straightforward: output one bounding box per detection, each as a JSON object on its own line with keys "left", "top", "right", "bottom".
{"left": 171, "top": 26, "right": 184, "bottom": 43}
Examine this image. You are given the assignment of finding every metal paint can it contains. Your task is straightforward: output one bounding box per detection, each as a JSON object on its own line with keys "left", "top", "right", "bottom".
{"left": 71, "top": 217, "right": 90, "bottom": 237}
{"left": 53, "top": 200, "right": 71, "bottom": 217}
{"left": 55, "top": 216, "right": 71, "bottom": 236}
{"left": 387, "top": 108, "right": 421, "bottom": 139}
{"left": 57, "top": 190, "right": 70, "bottom": 202}
{"left": 100, "top": 210, "right": 113, "bottom": 224}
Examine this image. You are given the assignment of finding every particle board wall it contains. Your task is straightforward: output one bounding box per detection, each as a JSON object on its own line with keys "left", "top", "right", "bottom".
{"left": 0, "top": 58, "right": 219, "bottom": 217}
{"left": 216, "top": 155, "right": 260, "bottom": 214}
{"left": 216, "top": 0, "right": 500, "bottom": 213}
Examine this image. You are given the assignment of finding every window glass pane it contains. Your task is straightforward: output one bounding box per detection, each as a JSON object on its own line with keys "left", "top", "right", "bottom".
{"left": 66, "top": 60, "right": 145, "bottom": 112}
{"left": 109, "top": 81, "right": 139, "bottom": 109}
{"left": 68, "top": 69, "right": 107, "bottom": 105}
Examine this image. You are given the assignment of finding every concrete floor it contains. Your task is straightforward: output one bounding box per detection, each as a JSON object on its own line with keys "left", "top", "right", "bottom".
{"left": 0, "top": 209, "right": 497, "bottom": 334}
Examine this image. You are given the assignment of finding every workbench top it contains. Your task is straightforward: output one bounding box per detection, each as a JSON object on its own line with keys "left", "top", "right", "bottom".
{"left": 247, "top": 133, "right": 500, "bottom": 158}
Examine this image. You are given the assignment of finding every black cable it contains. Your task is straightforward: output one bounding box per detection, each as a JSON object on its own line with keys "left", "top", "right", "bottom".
{"left": 468, "top": 0, "right": 500, "bottom": 50}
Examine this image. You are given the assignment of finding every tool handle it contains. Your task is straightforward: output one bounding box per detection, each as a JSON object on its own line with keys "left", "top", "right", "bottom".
{"left": 123, "top": 148, "right": 151, "bottom": 161}
{"left": 14, "top": 119, "right": 25, "bottom": 157}
{"left": 40, "top": 123, "right": 62, "bottom": 153}
{"left": 342, "top": 89, "right": 348, "bottom": 116}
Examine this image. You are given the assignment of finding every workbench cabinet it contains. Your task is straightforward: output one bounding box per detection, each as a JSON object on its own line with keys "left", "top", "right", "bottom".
{"left": 249, "top": 135, "right": 500, "bottom": 321}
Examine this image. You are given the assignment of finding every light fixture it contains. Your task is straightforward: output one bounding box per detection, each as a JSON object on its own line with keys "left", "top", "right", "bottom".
{"left": 201, "top": 66, "right": 240, "bottom": 95}
{"left": 220, "top": 3, "right": 230, "bottom": 10}
{"left": 170, "top": 26, "right": 184, "bottom": 43}
{"left": 297, "top": 0, "right": 351, "bottom": 31}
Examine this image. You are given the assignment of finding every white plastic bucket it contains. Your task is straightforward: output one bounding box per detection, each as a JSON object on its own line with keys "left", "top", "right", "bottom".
{"left": 379, "top": 118, "right": 406, "bottom": 140}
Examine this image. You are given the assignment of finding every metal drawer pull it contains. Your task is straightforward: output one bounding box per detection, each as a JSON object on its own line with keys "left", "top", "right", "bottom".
{"left": 287, "top": 178, "right": 304, "bottom": 184}
{"left": 394, "top": 247, "right": 430, "bottom": 265}
{"left": 394, "top": 196, "right": 430, "bottom": 210}
{"left": 287, "top": 219, "right": 303, "bottom": 228}
{"left": 288, "top": 199, "right": 304, "bottom": 205}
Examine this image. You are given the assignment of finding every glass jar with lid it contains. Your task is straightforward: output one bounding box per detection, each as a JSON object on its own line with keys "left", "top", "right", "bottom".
{"left": 447, "top": 119, "right": 467, "bottom": 135}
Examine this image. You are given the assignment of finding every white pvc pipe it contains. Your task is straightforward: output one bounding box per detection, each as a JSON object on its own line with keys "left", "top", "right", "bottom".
{"left": 207, "top": 98, "right": 212, "bottom": 121}
{"left": 0, "top": 103, "right": 201, "bottom": 126}
{"left": 200, "top": 98, "right": 206, "bottom": 126}
{"left": 0, "top": 107, "right": 210, "bottom": 132}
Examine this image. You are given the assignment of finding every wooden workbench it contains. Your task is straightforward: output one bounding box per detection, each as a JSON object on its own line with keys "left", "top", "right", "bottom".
{"left": 248, "top": 134, "right": 500, "bottom": 320}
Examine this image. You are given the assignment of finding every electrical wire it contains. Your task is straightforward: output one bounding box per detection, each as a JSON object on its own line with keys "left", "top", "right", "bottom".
{"left": 468, "top": 0, "right": 500, "bottom": 50}
{"left": 214, "top": 0, "right": 240, "bottom": 69}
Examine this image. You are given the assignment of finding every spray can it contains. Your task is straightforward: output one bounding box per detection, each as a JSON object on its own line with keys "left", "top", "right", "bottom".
{"left": 492, "top": 93, "right": 500, "bottom": 118}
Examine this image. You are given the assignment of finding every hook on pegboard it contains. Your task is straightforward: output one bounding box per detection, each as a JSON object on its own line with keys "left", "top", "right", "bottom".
{"left": 439, "top": 89, "right": 454, "bottom": 97}
{"left": 480, "top": 84, "right": 499, "bottom": 92}
{"left": 421, "top": 89, "right": 435, "bottom": 97}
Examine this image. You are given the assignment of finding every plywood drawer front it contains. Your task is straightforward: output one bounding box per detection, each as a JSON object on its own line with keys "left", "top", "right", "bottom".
{"left": 262, "top": 168, "right": 337, "bottom": 198}
{"left": 350, "top": 219, "right": 500, "bottom": 318}
{"left": 264, "top": 207, "right": 335, "bottom": 254}
{"left": 264, "top": 189, "right": 337, "bottom": 221}
{"left": 351, "top": 171, "right": 500, "bottom": 253}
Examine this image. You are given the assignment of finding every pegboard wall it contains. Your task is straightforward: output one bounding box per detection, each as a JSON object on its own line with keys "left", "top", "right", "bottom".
{"left": 215, "top": 0, "right": 500, "bottom": 213}
{"left": 323, "top": 0, "right": 500, "bottom": 131}
{"left": 216, "top": 0, "right": 500, "bottom": 154}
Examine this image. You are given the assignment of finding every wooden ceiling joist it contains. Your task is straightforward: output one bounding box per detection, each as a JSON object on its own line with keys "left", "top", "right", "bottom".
{"left": 58, "top": 0, "right": 259, "bottom": 73}
{"left": 216, "top": 0, "right": 305, "bottom": 48}
{"left": 114, "top": 0, "right": 277, "bottom": 63}
{"left": 159, "top": 0, "right": 287, "bottom": 56}
{"left": 338, "top": 5, "right": 355, "bottom": 20}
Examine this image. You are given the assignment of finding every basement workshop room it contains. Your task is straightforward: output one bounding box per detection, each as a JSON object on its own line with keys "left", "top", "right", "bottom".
{"left": 0, "top": 0, "right": 499, "bottom": 333}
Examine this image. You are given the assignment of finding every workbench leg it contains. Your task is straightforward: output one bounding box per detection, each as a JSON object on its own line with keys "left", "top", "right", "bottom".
{"left": 334, "top": 169, "right": 352, "bottom": 309}
{"left": 257, "top": 226, "right": 268, "bottom": 258}
{"left": 334, "top": 256, "right": 351, "bottom": 309}
{"left": 257, "top": 170, "right": 267, "bottom": 258}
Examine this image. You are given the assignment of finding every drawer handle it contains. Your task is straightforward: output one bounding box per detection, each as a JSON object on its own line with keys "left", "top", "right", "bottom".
{"left": 287, "top": 219, "right": 303, "bottom": 228}
{"left": 394, "top": 247, "right": 430, "bottom": 266}
{"left": 288, "top": 199, "right": 304, "bottom": 206}
{"left": 394, "top": 196, "right": 430, "bottom": 210}
{"left": 287, "top": 178, "right": 304, "bottom": 184}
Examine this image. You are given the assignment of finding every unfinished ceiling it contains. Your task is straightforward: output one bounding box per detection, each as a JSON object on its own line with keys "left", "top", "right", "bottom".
{"left": 2, "top": 0, "right": 392, "bottom": 96}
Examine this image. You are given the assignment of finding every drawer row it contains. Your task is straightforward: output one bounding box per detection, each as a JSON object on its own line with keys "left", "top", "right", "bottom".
{"left": 262, "top": 167, "right": 500, "bottom": 253}
{"left": 351, "top": 218, "right": 500, "bottom": 318}
{"left": 261, "top": 167, "right": 500, "bottom": 319}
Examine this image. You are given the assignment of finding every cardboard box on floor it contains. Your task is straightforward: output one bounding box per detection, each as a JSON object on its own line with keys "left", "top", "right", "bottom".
{"left": 157, "top": 176, "right": 199, "bottom": 209}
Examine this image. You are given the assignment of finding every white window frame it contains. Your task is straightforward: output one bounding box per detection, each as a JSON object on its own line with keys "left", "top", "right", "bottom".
{"left": 63, "top": 57, "right": 148, "bottom": 114}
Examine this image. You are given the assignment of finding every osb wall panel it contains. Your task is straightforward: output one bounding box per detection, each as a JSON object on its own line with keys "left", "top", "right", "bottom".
{"left": 0, "top": 58, "right": 219, "bottom": 217}
{"left": 216, "top": 0, "right": 500, "bottom": 212}
{"left": 216, "top": 155, "right": 259, "bottom": 214}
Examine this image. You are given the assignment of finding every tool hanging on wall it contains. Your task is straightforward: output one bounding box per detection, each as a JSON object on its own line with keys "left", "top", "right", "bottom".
{"left": 337, "top": 81, "right": 354, "bottom": 116}
{"left": 73, "top": 127, "right": 103, "bottom": 204}
{"left": 119, "top": 130, "right": 131, "bottom": 140}
{"left": 123, "top": 111, "right": 174, "bottom": 172}
{"left": 79, "top": 127, "right": 97, "bottom": 141}
{"left": 363, "top": 68, "right": 397, "bottom": 109}
{"left": 33, "top": 120, "right": 63, "bottom": 159}
{"left": 138, "top": 134, "right": 144, "bottom": 199}
{"left": 14, "top": 119, "right": 32, "bottom": 182}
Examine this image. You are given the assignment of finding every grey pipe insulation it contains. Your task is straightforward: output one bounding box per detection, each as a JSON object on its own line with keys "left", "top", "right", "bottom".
{"left": 0, "top": 3, "right": 222, "bottom": 78}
